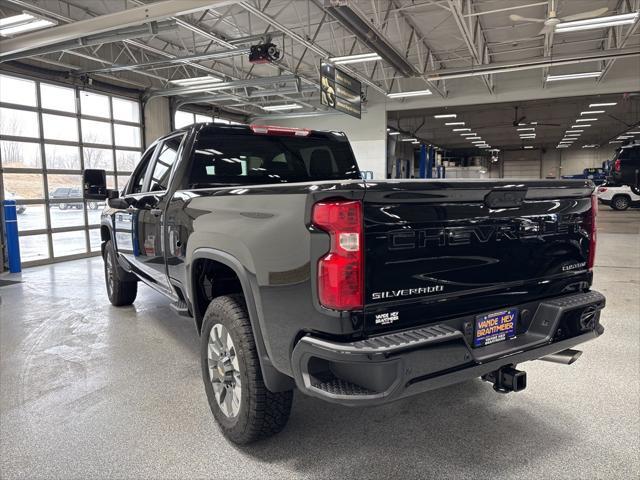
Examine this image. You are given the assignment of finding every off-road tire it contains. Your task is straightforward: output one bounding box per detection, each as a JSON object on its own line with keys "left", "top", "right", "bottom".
{"left": 201, "top": 295, "right": 293, "bottom": 444}
{"left": 103, "top": 240, "right": 137, "bottom": 306}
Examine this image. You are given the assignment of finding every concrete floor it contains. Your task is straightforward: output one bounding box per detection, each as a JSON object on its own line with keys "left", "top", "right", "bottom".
{"left": 1, "top": 208, "right": 639, "bottom": 480}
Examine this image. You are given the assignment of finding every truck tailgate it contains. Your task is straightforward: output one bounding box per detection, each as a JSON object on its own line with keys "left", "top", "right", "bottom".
{"left": 362, "top": 180, "right": 595, "bottom": 334}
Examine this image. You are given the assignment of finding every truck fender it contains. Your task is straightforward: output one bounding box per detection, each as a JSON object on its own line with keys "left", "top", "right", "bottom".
{"left": 189, "top": 248, "right": 294, "bottom": 392}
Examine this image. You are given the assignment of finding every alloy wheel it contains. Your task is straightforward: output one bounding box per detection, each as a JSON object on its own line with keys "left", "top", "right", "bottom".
{"left": 207, "top": 323, "right": 242, "bottom": 418}
{"left": 105, "top": 253, "right": 114, "bottom": 296}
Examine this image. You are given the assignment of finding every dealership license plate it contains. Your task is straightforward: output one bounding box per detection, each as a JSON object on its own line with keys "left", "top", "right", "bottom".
{"left": 473, "top": 309, "right": 518, "bottom": 347}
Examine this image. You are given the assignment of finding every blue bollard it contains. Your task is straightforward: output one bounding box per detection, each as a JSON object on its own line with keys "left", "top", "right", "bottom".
{"left": 3, "top": 200, "right": 21, "bottom": 273}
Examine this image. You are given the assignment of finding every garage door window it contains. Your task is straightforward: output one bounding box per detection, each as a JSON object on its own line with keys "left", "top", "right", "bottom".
{"left": 0, "top": 73, "right": 143, "bottom": 266}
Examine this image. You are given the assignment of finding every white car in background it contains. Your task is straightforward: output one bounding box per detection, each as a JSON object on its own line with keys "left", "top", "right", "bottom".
{"left": 597, "top": 184, "right": 640, "bottom": 211}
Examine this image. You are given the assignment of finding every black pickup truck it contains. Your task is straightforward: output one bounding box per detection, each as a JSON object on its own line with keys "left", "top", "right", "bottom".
{"left": 83, "top": 123, "right": 605, "bottom": 444}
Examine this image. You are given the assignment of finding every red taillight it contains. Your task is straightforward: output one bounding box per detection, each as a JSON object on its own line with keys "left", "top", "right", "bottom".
{"left": 587, "top": 194, "right": 597, "bottom": 270}
{"left": 614, "top": 158, "right": 621, "bottom": 172}
{"left": 249, "top": 124, "right": 310, "bottom": 136}
{"left": 312, "top": 200, "right": 363, "bottom": 310}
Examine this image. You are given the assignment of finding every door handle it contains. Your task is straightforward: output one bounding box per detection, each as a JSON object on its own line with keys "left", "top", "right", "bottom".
{"left": 150, "top": 208, "right": 162, "bottom": 217}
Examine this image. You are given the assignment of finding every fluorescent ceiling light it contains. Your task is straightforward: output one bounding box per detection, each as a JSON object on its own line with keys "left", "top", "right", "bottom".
{"left": 524, "top": 146, "right": 534, "bottom": 149}
{"left": 171, "top": 75, "right": 222, "bottom": 85}
{"left": 569, "top": 129, "right": 584, "bottom": 133}
{"left": 388, "top": 131, "right": 400, "bottom": 135}
{"left": 576, "top": 118, "right": 597, "bottom": 122}
{"left": 581, "top": 110, "right": 605, "bottom": 115}
{"left": 573, "top": 124, "right": 591, "bottom": 128}
{"left": 530, "top": 121, "right": 538, "bottom": 125}
{"left": 557, "top": 145, "right": 569, "bottom": 148}
{"left": 329, "top": 52, "right": 381, "bottom": 65}
{"left": 434, "top": 114, "right": 456, "bottom": 119}
{"left": 627, "top": 131, "right": 640, "bottom": 134}
{"left": 519, "top": 133, "right": 536, "bottom": 137}
{"left": 468, "top": 137, "right": 481, "bottom": 140}
{"left": 445, "top": 122, "right": 465, "bottom": 126}
{"left": 589, "top": 102, "right": 616, "bottom": 108}
{"left": 472, "top": 141, "right": 485, "bottom": 144}
{"left": 387, "top": 89, "right": 432, "bottom": 99}
{"left": 609, "top": 141, "right": 622, "bottom": 144}
{"left": 546, "top": 71, "right": 601, "bottom": 82}
{"left": 517, "top": 128, "right": 535, "bottom": 131}
{"left": 453, "top": 128, "right": 470, "bottom": 132}
{"left": 262, "top": 104, "right": 303, "bottom": 111}
{"left": 460, "top": 133, "right": 475, "bottom": 136}
{"left": 618, "top": 135, "right": 633, "bottom": 139}
{"left": 0, "top": 12, "right": 56, "bottom": 36}
{"left": 555, "top": 12, "right": 639, "bottom": 33}
{"left": 401, "top": 138, "right": 418, "bottom": 142}
{"left": 412, "top": 141, "right": 420, "bottom": 144}
{"left": 582, "top": 144, "right": 598, "bottom": 148}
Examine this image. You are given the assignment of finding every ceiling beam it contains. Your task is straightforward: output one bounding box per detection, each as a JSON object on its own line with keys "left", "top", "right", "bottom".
{"left": 78, "top": 47, "right": 250, "bottom": 74}
{"left": 148, "top": 74, "right": 299, "bottom": 97}
{"left": 0, "top": 20, "right": 177, "bottom": 63}
{"left": 389, "top": 0, "right": 446, "bottom": 97}
{"left": 424, "top": 47, "right": 640, "bottom": 81}
{"left": 0, "top": 0, "right": 242, "bottom": 58}
{"left": 446, "top": 0, "right": 494, "bottom": 94}
{"left": 597, "top": 0, "right": 640, "bottom": 83}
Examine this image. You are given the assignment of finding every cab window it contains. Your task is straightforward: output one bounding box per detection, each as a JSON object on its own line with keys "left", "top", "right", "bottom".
{"left": 128, "top": 146, "right": 156, "bottom": 194}
{"left": 148, "top": 133, "right": 185, "bottom": 192}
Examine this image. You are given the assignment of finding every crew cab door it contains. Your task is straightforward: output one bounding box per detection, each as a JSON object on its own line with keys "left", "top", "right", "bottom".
{"left": 132, "top": 132, "right": 185, "bottom": 292}
{"left": 114, "top": 132, "right": 185, "bottom": 294}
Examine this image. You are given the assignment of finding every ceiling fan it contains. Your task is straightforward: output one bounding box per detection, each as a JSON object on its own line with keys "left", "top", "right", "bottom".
{"left": 475, "top": 107, "right": 561, "bottom": 130}
{"left": 509, "top": 7, "right": 608, "bottom": 35}
{"left": 511, "top": 107, "right": 561, "bottom": 127}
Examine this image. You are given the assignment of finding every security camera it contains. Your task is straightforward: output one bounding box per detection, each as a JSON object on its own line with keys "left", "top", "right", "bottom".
{"left": 249, "top": 43, "right": 281, "bottom": 64}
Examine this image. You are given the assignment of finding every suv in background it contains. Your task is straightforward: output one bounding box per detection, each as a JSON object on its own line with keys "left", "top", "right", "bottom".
{"left": 562, "top": 167, "right": 607, "bottom": 185}
{"left": 49, "top": 187, "right": 102, "bottom": 210}
{"left": 597, "top": 184, "right": 640, "bottom": 210}
{"left": 609, "top": 143, "right": 640, "bottom": 194}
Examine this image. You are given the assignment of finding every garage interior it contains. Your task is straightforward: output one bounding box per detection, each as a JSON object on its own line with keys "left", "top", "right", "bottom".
{"left": 0, "top": 0, "right": 639, "bottom": 478}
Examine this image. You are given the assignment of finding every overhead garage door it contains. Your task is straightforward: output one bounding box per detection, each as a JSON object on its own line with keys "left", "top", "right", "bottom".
{"left": 503, "top": 150, "right": 541, "bottom": 179}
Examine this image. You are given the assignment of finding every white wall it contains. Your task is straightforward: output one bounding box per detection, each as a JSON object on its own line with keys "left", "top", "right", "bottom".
{"left": 144, "top": 97, "right": 171, "bottom": 148}
{"left": 557, "top": 149, "right": 612, "bottom": 177}
{"left": 255, "top": 101, "right": 387, "bottom": 179}
{"left": 490, "top": 147, "right": 613, "bottom": 179}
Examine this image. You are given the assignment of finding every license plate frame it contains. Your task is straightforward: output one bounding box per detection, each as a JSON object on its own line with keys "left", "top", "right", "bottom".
{"left": 473, "top": 308, "right": 518, "bottom": 348}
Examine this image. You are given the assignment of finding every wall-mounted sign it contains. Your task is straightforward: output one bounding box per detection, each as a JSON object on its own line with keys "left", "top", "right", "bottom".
{"left": 320, "top": 62, "right": 361, "bottom": 119}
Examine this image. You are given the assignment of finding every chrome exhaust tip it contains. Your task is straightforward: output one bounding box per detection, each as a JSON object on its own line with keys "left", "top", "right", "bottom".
{"left": 539, "top": 348, "right": 583, "bottom": 365}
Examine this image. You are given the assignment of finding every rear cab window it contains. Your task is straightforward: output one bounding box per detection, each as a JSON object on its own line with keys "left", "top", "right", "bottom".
{"left": 184, "top": 127, "right": 360, "bottom": 188}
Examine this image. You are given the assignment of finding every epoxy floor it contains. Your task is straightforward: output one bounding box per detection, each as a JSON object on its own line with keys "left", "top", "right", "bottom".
{"left": 1, "top": 208, "right": 639, "bottom": 479}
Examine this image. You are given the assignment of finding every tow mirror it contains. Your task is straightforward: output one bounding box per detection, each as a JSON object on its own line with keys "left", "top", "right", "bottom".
{"left": 83, "top": 169, "right": 108, "bottom": 200}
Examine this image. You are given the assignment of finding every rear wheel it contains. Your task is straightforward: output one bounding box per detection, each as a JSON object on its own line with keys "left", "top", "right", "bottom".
{"left": 612, "top": 195, "right": 630, "bottom": 211}
{"left": 103, "top": 240, "right": 137, "bottom": 306}
{"left": 201, "top": 295, "right": 293, "bottom": 444}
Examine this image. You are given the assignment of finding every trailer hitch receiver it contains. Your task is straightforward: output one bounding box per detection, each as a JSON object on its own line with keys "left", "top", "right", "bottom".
{"left": 482, "top": 365, "right": 527, "bottom": 393}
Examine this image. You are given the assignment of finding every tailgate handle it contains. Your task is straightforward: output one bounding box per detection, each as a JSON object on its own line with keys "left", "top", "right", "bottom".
{"left": 484, "top": 189, "right": 527, "bottom": 208}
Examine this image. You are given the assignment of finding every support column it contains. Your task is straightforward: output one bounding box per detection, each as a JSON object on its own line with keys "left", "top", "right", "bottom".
{"left": 419, "top": 144, "right": 427, "bottom": 178}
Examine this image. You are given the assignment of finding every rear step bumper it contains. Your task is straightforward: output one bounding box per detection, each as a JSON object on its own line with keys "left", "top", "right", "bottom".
{"left": 291, "top": 290, "right": 605, "bottom": 406}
